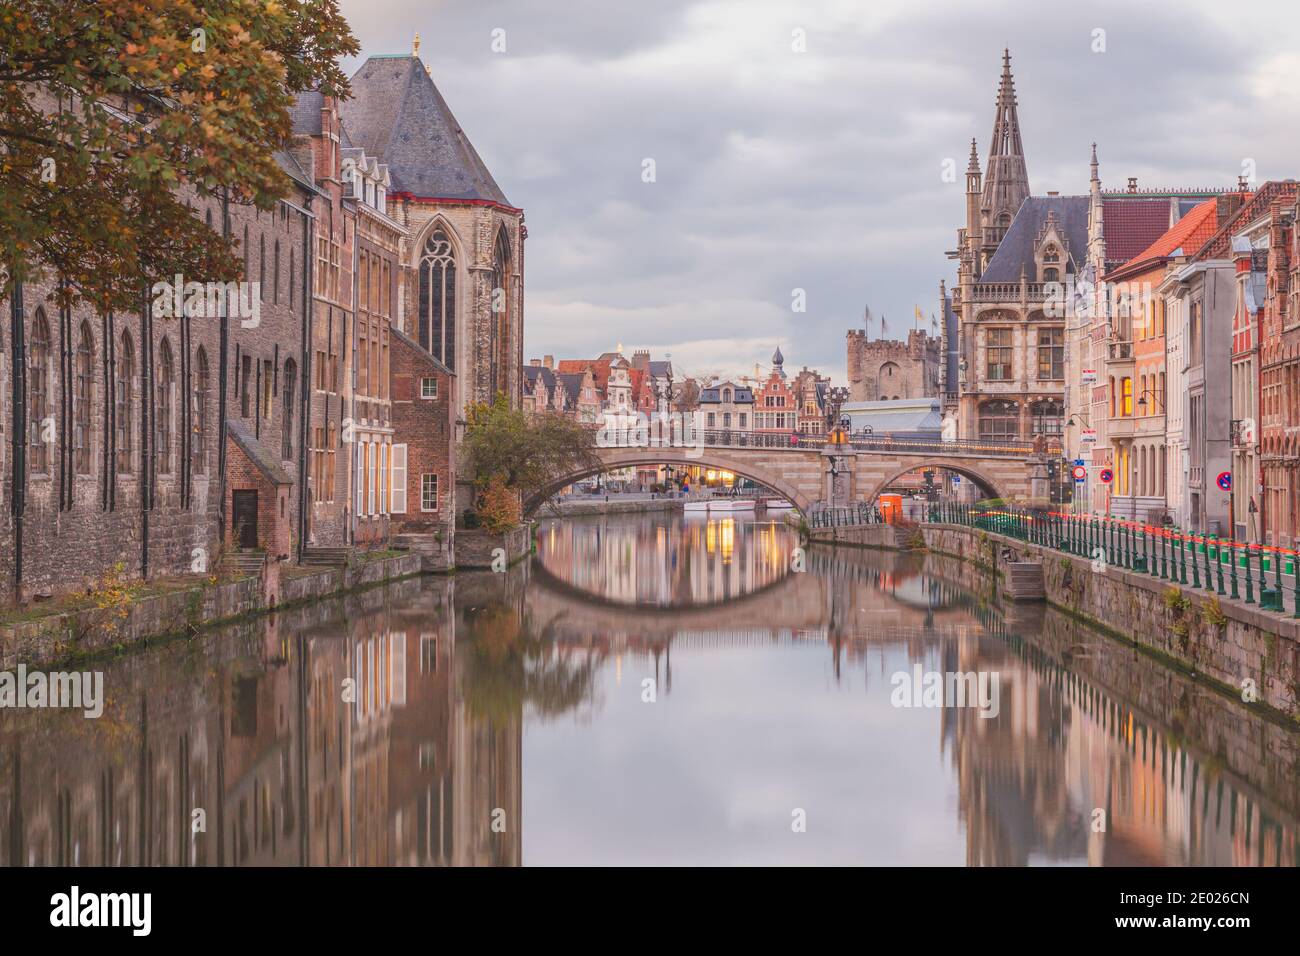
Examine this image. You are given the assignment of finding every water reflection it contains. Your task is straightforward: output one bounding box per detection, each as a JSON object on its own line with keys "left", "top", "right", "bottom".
{"left": 535, "top": 512, "right": 797, "bottom": 606}
{"left": 0, "top": 512, "right": 1297, "bottom": 866}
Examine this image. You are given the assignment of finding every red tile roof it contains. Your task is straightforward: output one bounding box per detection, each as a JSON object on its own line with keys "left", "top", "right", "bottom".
{"left": 1101, "top": 199, "right": 1176, "bottom": 265}
{"left": 1106, "top": 200, "right": 1220, "bottom": 279}
{"left": 1196, "top": 183, "right": 1297, "bottom": 260}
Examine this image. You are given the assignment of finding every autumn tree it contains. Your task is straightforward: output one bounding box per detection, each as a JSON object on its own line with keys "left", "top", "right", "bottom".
{"left": 0, "top": 0, "right": 358, "bottom": 312}
{"left": 462, "top": 396, "right": 600, "bottom": 529}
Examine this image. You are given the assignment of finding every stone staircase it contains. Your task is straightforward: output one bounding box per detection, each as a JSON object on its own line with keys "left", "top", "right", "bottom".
{"left": 221, "top": 549, "right": 267, "bottom": 579}
{"left": 301, "top": 546, "right": 351, "bottom": 568}
{"left": 1003, "top": 561, "right": 1046, "bottom": 602}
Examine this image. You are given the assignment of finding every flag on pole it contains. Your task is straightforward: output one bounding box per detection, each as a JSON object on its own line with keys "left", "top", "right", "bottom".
{"left": 880, "top": 314, "right": 887, "bottom": 337}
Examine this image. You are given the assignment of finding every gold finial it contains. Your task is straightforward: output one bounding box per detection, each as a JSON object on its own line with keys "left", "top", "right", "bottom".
{"left": 413, "top": 33, "right": 421, "bottom": 58}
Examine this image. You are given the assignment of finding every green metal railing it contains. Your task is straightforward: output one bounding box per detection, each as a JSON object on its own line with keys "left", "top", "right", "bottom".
{"left": 925, "top": 502, "right": 1300, "bottom": 617}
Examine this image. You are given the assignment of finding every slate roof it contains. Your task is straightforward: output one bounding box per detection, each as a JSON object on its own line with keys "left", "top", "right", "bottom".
{"left": 524, "top": 364, "right": 558, "bottom": 400}
{"left": 647, "top": 360, "right": 673, "bottom": 378}
{"left": 226, "top": 420, "right": 293, "bottom": 486}
{"left": 699, "top": 384, "right": 755, "bottom": 404}
{"left": 979, "top": 196, "right": 1089, "bottom": 283}
{"left": 557, "top": 373, "right": 587, "bottom": 406}
{"left": 339, "top": 55, "right": 510, "bottom": 204}
{"left": 289, "top": 91, "right": 324, "bottom": 135}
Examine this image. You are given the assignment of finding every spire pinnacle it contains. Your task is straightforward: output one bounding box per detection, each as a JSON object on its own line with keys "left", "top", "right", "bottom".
{"left": 967, "top": 138, "right": 980, "bottom": 174}
{"left": 981, "top": 48, "right": 1030, "bottom": 246}
{"left": 413, "top": 33, "right": 420, "bottom": 58}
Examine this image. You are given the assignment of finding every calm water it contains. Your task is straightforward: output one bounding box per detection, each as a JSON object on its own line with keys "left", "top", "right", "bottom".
{"left": 2, "top": 509, "right": 1297, "bottom": 866}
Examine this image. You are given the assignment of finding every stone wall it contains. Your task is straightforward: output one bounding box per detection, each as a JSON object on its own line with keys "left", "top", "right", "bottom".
{"left": 0, "top": 552, "right": 422, "bottom": 668}
{"left": 811, "top": 521, "right": 1300, "bottom": 719}
{"left": 455, "top": 526, "right": 531, "bottom": 570}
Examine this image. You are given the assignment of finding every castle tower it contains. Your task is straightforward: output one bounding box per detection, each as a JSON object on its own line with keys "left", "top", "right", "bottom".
{"left": 980, "top": 49, "right": 1030, "bottom": 263}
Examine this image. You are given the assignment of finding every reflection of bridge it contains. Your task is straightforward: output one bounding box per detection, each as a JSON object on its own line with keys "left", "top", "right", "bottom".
{"left": 525, "top": 547, "right": 980, "bottom": 644}
{"left": 526, "top": 430, "right": 1038, "bottom": 516}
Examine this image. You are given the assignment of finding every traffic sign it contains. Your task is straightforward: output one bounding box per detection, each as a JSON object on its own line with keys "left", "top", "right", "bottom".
{"left": 1098, "top": 468, "right": 1114, "bottom": 485}
{"left": 1071, "top": 465, "right": 1088, "bottom": 482}
{"left": 1217, "top": 471, "right": 1232, "bottom": 492}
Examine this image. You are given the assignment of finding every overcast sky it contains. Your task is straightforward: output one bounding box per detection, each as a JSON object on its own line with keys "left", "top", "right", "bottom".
{"left": 337, "top": 0, "right": 1300, "bottom": 384}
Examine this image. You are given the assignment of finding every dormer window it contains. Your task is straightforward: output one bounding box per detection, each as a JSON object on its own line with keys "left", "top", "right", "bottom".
{"left": 376, "top": 186, "right": 386, "bottom": 215}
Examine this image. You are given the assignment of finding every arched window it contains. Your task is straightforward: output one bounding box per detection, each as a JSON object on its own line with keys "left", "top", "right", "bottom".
{"left": 722, "top": 388, "right": 731, "bottom": 403}
{"left": 28, "top": 309, "right": 52, "bottom": 473}
{"left": 1043, "top": 267, "right": 1059, "bottom": 283}
{"left": 880, "top": 361, "right": 898, "bottom": 379}
{"left": 978, "top": 399, "right": 1019, "bottom": 441}
{"left": 116, "top": 330, "right": 134, "bottom": 474}
{"left": 282, "top": 357, "right": 296, "bottom": 461}
{"left": 490, "top": 227, "right": 512, "bottom": 398}
{"left": 1031, "top": 399, "right": 1063, "bottom": 436}
{"left": 419, "top": 227, "right": 456, "bottom": 369}
{"left": 74, "top": 321, "right": 93, "bottom": 475}
{"left": 156, "top": 339, "right": 174, "bottom": 474}
{"left": 192, "top": 347, "right": 209, "bottom": 475}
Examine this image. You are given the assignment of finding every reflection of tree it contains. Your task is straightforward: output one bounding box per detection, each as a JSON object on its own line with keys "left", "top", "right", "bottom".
{"left": 460, "top": 602, "right": 598, "bottom": 723}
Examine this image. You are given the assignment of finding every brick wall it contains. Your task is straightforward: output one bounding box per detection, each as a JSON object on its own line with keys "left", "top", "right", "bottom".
{"left": 390, "top": 328, "right": 455, "bottom": 537}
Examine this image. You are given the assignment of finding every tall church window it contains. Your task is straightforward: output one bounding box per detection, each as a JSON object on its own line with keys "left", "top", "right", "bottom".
{"left": 489, "top": 228, "right": 511, "bottom": 397}
{"left": 116, "top": 329, "right": 134, "bottom": 474}
{"left": 1031, "top": 399, "right": 1063, "bottom": 436}
{"left": 74, "top": 321, "right": 94, "bottom": 474}
{"left": 193, "top": 348, "right": 209, "bottom": 475}
{"left": 156, "top": 338, "right": 173, "bottom": 474}
{"left": 419, "top": 228, "right": 456, "bottom": 369}
{"left": 28, "top": 309, "right": 51, "bottom": 473}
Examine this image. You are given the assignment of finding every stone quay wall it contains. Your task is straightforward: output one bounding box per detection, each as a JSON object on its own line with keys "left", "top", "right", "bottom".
{"left": 1, "top": 552, "right": 423, "bottom": 668}
{"left": 810, "top": 522, "right": 1300, "bottom": 720}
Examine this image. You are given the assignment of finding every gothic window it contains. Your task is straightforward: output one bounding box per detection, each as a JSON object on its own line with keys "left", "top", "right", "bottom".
{"left": 28, "top": 309, "right": 51, "bottom": 473}
{"left": 419, "top": 227, "right": 456, "bottom": 369}
{"left": 1031, "top": 399, "right": 1063, "bottom": 436}
{"left": 490, "top": 228, "right": 512, "bottom": 397}
{"left": 116, "top": 329, "right": 134, "bottom": 474}
{"left": 282, "top": 357, "right": 296, "bottom": 461}
{"left": 986, "top": 328, "right": 1013, "bottom": 380}
{"left": 74, "top": 321, "right": 93, "bottom": 475}
{"left": 978, "top": 399, "right": 1019, "bottom": 441}
{"left": 880, "top": 361, "right": 898, "bottom": 379}
{"left": 1036, "top": 327, "right": 1063, "bottom": 380}
{"left": 156, "top": 338, "right": 174, "bottom": 474}
{"left": 193, "top": 347, "right": 209, "bottom": 475}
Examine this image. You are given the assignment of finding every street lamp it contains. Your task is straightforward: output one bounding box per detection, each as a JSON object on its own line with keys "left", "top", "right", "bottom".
{"left": 824, "top": 386, "right": 851, "bottom": 444}
{"left": 1136, "top": 389, "right": 1164, "bottom": 412}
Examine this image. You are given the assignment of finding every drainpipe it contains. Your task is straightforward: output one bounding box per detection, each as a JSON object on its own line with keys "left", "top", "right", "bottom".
{"left": 297, "top": 202, "right": 314, "bottom": 563}
{"left": 10, "top": 278, "right": 25, "bottom": 603}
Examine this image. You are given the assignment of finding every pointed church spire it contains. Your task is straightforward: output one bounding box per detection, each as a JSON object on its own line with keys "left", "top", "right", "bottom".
{"left": 967, "top": 137, "right": 980, "bottom": 174}
{"left": 981, "top": 49, "right": 1030, "bottom": 249}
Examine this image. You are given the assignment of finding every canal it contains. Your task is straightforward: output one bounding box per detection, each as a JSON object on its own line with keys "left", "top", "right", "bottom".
{"left": 1, "top": 510, "right": 1297, "bottom": 866}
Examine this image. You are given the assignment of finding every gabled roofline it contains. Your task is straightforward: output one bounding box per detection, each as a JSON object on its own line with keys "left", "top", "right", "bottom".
{"left": 391, "top": 192, "right": 524, "bottom": 216}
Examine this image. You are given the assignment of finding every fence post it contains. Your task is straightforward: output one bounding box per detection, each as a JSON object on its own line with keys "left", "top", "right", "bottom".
{"left": 1213, "top": 536, "right": 1225, "bottom": 595}
{"left": 1244, "top": 544, "right": 1254, "bottom": 604}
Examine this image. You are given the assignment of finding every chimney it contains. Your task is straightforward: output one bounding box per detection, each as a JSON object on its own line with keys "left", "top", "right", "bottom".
{"left": 1127, "top": 177, "right": 1138, "bottom": 193}
{"left": 1046, "top": 190, "right": 1059, "bottom": 197}
{"left": 1217, "top": 192, "right": 1245, "bottom": 228}
{"left": 543, "top": 354, "right": 554, "bottom": 369}
{"left": 530, "top": 358, "right": 542, "bottom": 367}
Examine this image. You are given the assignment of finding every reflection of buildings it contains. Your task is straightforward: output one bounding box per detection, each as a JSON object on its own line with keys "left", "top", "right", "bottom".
{"left": 536, "top": 514, "right": 796, "bottom": 606}
{"left": 0, "top": 577, "right": 523, "bottom": 867}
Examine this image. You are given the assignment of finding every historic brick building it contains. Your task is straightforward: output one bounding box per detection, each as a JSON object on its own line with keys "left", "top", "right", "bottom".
{"left": 340, "top": 48, "right": 526, "bottom": 418}
{"left": 753, "top": 347, "right": 797, "bottom": 433}
{"left": 0, "top": 149, "right": 319, "bottom": 601}
{"left": 846, "top": 328, "right": 940, "bottom": 404}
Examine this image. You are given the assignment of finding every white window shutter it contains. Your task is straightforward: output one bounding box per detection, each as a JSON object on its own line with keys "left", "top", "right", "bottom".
{"left": 391, "top": 444, "right": 407, "bottom": 513}
{"left": 356, "top": 442, "right": 366, "bottom": 516}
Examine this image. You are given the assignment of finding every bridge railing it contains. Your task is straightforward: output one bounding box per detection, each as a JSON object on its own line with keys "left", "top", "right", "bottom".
{"left": 692, "top": 429, "right": 1050, "bottom": 459}
{"left": 928, "top": 502, "right": 1300, "bottom": 617}
{"left": 808, "top": 504, "right": 887, "bottom": 529}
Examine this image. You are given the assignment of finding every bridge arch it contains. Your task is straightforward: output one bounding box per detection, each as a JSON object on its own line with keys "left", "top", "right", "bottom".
{"left": 859, "top": 459, "right": 1008, "bottom": 505}
{"left": 524, "top": 447, "right": 815, "bottom": 518}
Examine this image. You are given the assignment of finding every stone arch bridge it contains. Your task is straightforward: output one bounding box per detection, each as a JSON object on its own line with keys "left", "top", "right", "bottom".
{"left": 526, "top": 432, "right": 1043, "bottom": 517}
